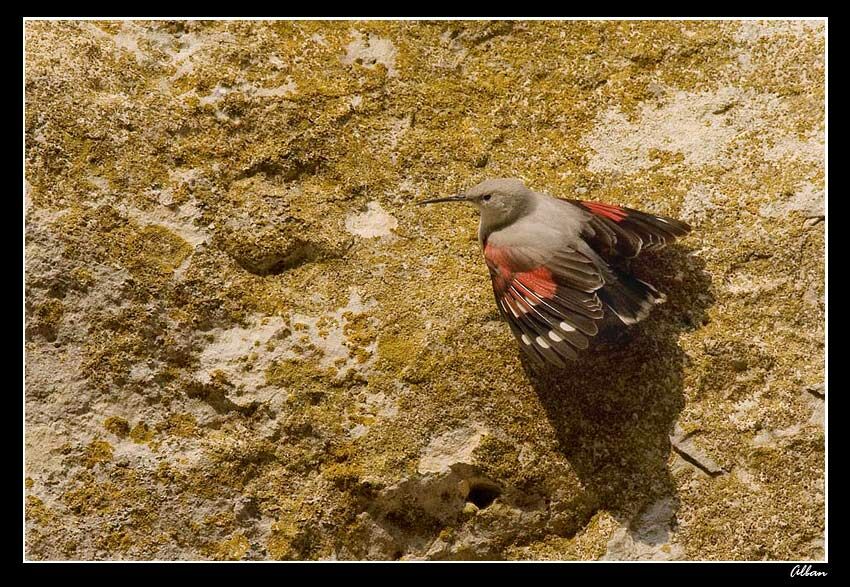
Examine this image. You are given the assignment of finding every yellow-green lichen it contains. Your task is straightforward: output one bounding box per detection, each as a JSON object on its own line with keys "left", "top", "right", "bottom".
{"left": 104, "top": 417, "right": 130, "bottom": 438}
{"left": 129, "top": 423, "right": 154, "bottom": 444}
{"left": 82, "top": 440, "right": 114, "bottom": 467}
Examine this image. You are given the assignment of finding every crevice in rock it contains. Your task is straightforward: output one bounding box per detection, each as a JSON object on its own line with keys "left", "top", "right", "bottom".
{"left": 186, "top": 380, "right": 259, "bottom": 415}
{"left": 805, "top": 384, "right": 825, "bottom": 399}
{"left": 233, "top": 240, "right": 350, "bottom": 276}
{"left": 236, "top": 157, "right": 321, "bottom": 184}
{"left": 670, "top": 441, "right": 725, "bottom": 477}
{"left": 465, "top": 481, "right": 501, "bottom": 510}
{"left": 221, "top": 232, "right": 354, "bottom": 277}
{"left": 233, "top": 241, "right": 319, "bottom": 276}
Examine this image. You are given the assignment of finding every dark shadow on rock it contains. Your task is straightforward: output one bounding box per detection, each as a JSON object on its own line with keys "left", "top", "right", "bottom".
{"left": 522, "top": 244, "right": 715, "bottom": 529}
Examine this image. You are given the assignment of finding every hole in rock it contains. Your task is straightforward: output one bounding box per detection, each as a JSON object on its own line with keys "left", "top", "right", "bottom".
{"left": 466, "top": 481, "right": 501, "bottom": 510}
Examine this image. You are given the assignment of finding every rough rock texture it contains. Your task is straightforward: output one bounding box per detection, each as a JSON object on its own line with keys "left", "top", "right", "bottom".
{"left": 25, "top": 20, "right": 825, "bottom": 560}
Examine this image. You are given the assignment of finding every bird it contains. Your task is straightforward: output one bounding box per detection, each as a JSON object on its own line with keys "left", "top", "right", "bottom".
{"left": 418, "top": 178, "right": 691, "bottom": 368}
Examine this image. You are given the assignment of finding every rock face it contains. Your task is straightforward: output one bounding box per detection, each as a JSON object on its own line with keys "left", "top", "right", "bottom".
{"left": 25, "top": 20, "right": 825, "bottom": 560}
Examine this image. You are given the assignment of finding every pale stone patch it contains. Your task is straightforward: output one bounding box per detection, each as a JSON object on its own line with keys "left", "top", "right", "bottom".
{"left": 86, "top": 175, "right": 111, "bottom": 192}
{"left": 126, "top": 198, "right": 209, "bottom": 249}
{"left": 347, "top": 389, "right": 399, "bottom": 437}
{"left": 418, "top": 424, "right": 487, "bottom": 474}
{"left": 31, "top": 126, "right": 49, "bottom": 147}
{"left": 112, "top": 22, "right": 147, "bottom": 64}
{"left": 196, "top": 316, "right": 289, "bottom": 388}
{"left": 168, "top": 167, "right": 202, "bottom": 186}
{"left": 348, "top": 424, "right": 370, "bottom": 439}
{"left": 724, "top": 273, "right": 791, "bottom": 297}
{"left": 88, "top": 21, "right": 234, "bottom": 80}
{"left": 166, "top": 30, "right": 232, "bottom": 80}
{"left": 24, "top": 226, "right": 148, "bottom": 486}
{"left": 252, "top": 78, "right": 298, "bottom": 98}
{"left": 752, "top": 424, "right": 803, "bottom": 446}
{"left": 289, "top": 312, "right": 350, "bottom": 366}
{"left": 365, "top": 391, "right": 399, "bottom": 419}
{"left": 583, "top": 86, "right": 790, "bottom": 174}
{"left": 680, "top": 184, "right": 727, "bottom": 225}
{"left": 585, "top": 87, "right": 746, "bottom": 173}
{"left": 199, "top": 84, "right": 230, "bottom": 106}
{"left": 804, "top": 387, "right": 824, "bottom": 428}
{"left": 763, "top": 128, "right": 824, "bottom": 165}
{"left": 386, "top": 115, "right": 413, "bottom": 159}
{"left": 341, "top": 31, "right": 398, "bottom": 77}
{"left": 670, "top": 427, "right": 724, "bottom": 476}
{"left": 803, "top": 281, "right": 823, "bottom": 309}
{"left": 759, "top": 181, "right": 824, "bottom": 219}
{"left": 345, "top": 201, "right": 398, "bottom": 238}
{"left": 198, "top": 79, "right": 298, "bottom": 104}
{"left": 142, "top": 26, "right": 236, "bottom": 79}
{"left": 729, "top": 396, "right": 761, "bottom": 431}
{"left": 602, "top": 497, "right": 684, "bottom": 560}
{"left": 733, "top": 466, "right": 763, "bottom": 491}
{"left": 292, "top": 290, "right": 379, "bottom": 372}
{"left": 196, "top": 290, "right": 378, "bottom": 394}
{"left": 735, "top": 20, "right": 825, "bottom": 43}
{"left": 80, "top": 174, "right": 209, "bottom": 268}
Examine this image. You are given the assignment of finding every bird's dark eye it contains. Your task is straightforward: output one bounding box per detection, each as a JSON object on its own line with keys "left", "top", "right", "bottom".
{"left": 482, "top": 194, "right": 492, "bottom": 202}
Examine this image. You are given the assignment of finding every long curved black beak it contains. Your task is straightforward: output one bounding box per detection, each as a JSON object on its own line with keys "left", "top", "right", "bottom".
{"left": 417, "top": 194, "right": 467, "bottom": 206}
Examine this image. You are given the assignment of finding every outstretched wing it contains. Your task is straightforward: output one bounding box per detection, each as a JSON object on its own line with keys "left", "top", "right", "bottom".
{"left": 571, "top": 200, "right": 691, "bottom": 259}
{"left": 484, "top": 242, "right": 606, "bottom": 367}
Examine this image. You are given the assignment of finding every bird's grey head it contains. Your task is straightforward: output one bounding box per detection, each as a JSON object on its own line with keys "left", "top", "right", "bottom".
{"left": 419, "top": 178, "right": 536, "bottom": 233}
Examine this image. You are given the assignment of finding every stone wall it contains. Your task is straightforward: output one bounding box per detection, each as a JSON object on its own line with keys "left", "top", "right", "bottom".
{"left": 25, "top": 20, "right": 825, "bottom": 560}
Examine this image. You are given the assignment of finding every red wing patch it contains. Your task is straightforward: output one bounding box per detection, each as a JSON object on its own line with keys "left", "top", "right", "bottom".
{"left": 483, "top": 242, "right": 603, "bottom": 366}
{"left": 485, "top": 243, "right": 557, "bottom": 299}
{"left": 515, "top": 266, "right": 557, "bottom": 299}
{"left": 483, "top": 245, "right": 555, "bottom": 299}
{"left": 580, "top": 201, "right": 627, "bottom": 223}
{"left": 573, "top": 199, "right": 692, "bottom": 258}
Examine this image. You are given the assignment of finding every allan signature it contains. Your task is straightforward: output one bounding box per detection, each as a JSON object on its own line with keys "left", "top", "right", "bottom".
{"left": 791, "top": 564, "right": 828, "bottom": 577}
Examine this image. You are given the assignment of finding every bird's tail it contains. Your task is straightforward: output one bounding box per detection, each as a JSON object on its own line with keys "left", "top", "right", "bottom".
{"left": 598, "top": 268, "right": 666, "bottom": 326}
